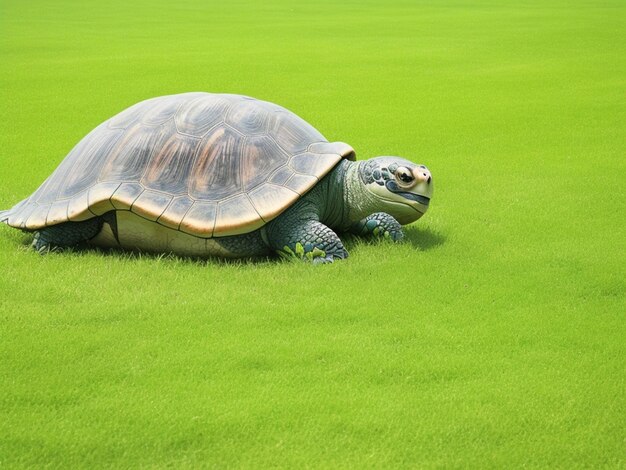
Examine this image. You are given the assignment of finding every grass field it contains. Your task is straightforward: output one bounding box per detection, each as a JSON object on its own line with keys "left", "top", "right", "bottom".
{"left": 1, "top": 0, "right": 624, "bottom": 467}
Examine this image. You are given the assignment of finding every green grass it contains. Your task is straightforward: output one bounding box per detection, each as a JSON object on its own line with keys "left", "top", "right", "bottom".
{"left": 1, "top": 0, "right": 624, "bottom": 467}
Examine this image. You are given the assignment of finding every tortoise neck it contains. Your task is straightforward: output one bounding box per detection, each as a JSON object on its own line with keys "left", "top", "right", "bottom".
{"left": 316, "top": 159, "right": 379, "bottom": 230}
{"left": 315, "top": 159, "right": 349, "bottom": 229}
{"left": 341, "top": 160, "right": 381, "bottom": 227}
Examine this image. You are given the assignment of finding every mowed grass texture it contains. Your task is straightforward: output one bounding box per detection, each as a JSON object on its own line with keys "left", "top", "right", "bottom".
{"left": 1, "top": 0, "right": 624, "bottom": 467}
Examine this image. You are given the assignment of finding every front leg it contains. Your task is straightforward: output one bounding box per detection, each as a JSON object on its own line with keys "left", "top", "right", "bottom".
{"left": 268, "top": 219, "right": 348, "bottom": 264}
{"left": 350, "top": 212, "right": 403, "bottom": 242}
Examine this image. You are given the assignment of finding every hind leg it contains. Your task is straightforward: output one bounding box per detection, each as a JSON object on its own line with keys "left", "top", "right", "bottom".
{"left": 32, "top": 218, "right": 102, "bottom": 253}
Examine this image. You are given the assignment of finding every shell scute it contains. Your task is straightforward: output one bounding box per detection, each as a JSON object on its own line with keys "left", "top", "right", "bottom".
{"left": 15, "top": 205, "right": 37, "bottom": 228}
{"left": 268, "top": 166, "right": 294, "bottom": 186}
{"left": 180, "top": 202, "right": 217, "bottom": 237}
{"left": 88, "top": 182, "right": 121, "bottom": 215}
{"left": 142, "top": 133, "right": 200, "bottom": 195}
{"left": 46, "top": 200, "right": 70, "bottom": 225}
{"left": 157, "top": 196, "right": 194, "bottom": 230}
{"left": 32, "top": 125, "right": 124, "bottom": 204}
{"left": 290, "top": 152, "right": 342, "bottom": 178}
{"left": 99, "top": 122, "right": 172, "bottom": 183}
{"left": 108, "top": 100, "right": 150, "bottom": 130}
{"left": 131, "top": 190, "right": 172, "bottom": 221}
{"left": 67, "top": 191, "right": 92, "bottom": 222}
{"left": 213, "top": 194, "right": 263, "bottom": 237}
{"left": 241, "top": 135, "right": 290, "bottom": 191}
{"left": 175, "top": 94, "right": 231, "bottom": 137}
{"left": 189, "top": 125, "right": 244, "bottom": 201}
{"left": 284, "top": 174, "right": 318, "bottom": 195}
{"left": 270, "top": 111, "right": 325, "bottom": 154}
{"left": 25, "top": 205, "right": 50, "bottom": 230}
{"left": 225, "top": 99, "right": 272, "bottom": 135}
{"left": 248, "top": 184, "right": 300, "bottom": 222}
{"left": 110, "top": 183, "right": 144, "bottom": 210}
{"left": 58, "top": 127, "right": 125, "bottom": 199}
{"left": 141, "top": 95, "right": 184, "bottom": 126}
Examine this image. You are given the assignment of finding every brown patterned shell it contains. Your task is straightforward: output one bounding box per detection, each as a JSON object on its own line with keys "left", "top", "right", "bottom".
{"left": 0, "top": 93, "right": 356, "bottom": 237}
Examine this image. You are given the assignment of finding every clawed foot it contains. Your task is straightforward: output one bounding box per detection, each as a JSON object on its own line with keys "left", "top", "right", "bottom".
{"left": 351, "top": 212, "right": 404, "bottom": 242}
{"left": 31, "top": 233, "right": 59, "bottom": 254}
{"left": 279, "top": 242, "right": 348, "bottom": 264}
{"left": 371, "top": 223, "right": 404, "bottom": 242}
{"left": 311, "top": 250, "right": 349, "bottom": 264}
{"left": 312, "top": 255, "right": 335, "bottom": 265}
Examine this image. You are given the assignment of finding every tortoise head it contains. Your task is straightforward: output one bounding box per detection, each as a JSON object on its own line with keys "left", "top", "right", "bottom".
{"left": 359, "top": 157, "right": 433, "bottom": 224}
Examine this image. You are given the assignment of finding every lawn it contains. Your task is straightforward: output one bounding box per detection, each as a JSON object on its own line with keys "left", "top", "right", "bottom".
{"left": 0, "top": 0, "right": 624, "bottom": 467}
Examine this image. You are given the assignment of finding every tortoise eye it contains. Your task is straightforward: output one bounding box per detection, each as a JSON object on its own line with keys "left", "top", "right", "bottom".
{"left": 395, "top": 166, "right": 415, "bottom": 187}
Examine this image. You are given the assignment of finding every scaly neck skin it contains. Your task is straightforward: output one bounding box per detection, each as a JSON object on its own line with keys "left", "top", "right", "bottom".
{"left": 317, "top": 160, "right": 381, "bottom": 230}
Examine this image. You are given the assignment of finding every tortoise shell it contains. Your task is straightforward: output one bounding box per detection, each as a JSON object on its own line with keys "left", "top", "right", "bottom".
{"left": 1, "top": 93, "right": 356, "bottom": 237}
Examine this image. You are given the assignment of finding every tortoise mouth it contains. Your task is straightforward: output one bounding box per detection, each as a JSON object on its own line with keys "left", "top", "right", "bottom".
{"left": 396, "top": 192, "right": 430, "bottom": 206}
{"left": 385, "top": 181, "right": 430, "bottom": 207}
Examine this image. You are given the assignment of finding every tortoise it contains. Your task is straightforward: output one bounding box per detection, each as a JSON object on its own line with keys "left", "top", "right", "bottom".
{"left": 0, "top": 92, "right": 433, "bottom": 263}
